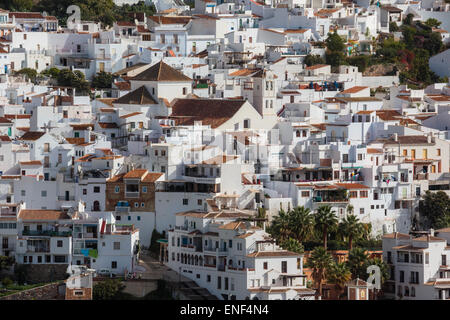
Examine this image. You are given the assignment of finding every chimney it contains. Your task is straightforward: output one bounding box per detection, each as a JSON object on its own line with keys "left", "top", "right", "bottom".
{"left": 430, "top": 228, "right": 434, "bottom": 237}
{"left": 427, "top": 132, "right": 432, "bottom": 143}
{"left": 393, "top": 133, "right": 398, "bottom": 142}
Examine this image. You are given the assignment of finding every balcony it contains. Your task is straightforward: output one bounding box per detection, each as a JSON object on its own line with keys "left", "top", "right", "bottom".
{"left": 115, "top": 206, "right": 130, "bottom": 213}
{"left": 27, "top": 245, "right": 50, "bottom": 253}
{"left": 22, "top": 230, "right": 72, "bottom": 237}
{"left": 414, "top": 173, "right": 429, "bottom": 180}
{"left": 125, "top": 191, "right": 140, "bottom": 198}
{"left": 58, "top": 196, "right": 75, "bottom": 201}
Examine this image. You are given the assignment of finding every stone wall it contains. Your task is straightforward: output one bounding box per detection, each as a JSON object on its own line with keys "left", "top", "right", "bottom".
{"left": 18, "top": 264, "right": 69, "bottom": 283}
{"left": 0, "top": 282, "right": 65, "bottom": 300}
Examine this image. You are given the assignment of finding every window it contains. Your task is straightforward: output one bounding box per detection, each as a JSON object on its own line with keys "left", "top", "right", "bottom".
{"left": 197, "top": 199, "right": 202, "bottom": 206}
{"left": 83, "top": 189, "right": 87, "bottom": 195}
{"left": 349, "top": 191, "right": 358, "bottom": 198}
{"left": 137, "top": 216, "right": 141, "bottom": 221}
{"left": 358, "top": 154, "right": 363, "bottom": 161}
{"left": 183, "top": 88, "right": 187, "bottom": 95}
{"left": 301, "top": 191, "right": 310, "bottom": 197}
{"left": 41, "top": 190, "right": 47, "bottom": 197}
{"left": 111, "top": 261, "right": 117, "bottom": 269}
{"left": 115, "top": 186, "right": 120, "bottom": 193}
{"left": 360, "top": 208, "right": 365, "bottom": 214}
{"left": 360, "top": 191, "right": 368, "bottom": 198}
{"left": 155, "top": 150, "right": 158, "bottom": 156}
{"left": 57, "top": 240, "right": 63, "bottom": 247}
{"left": 21, "top": 190, "right": 26, "bottom": 196}
{"left": 400, "top": 271, "right": 404, "bottom": 283}
{"left": 93, "top": 186, "right": 100, "bottom": 193}
{"left": 182, "top": 199, "right": 188, "bottom": 205}
{"left": 281, "top": 261, "right": 287, "bottom": 273}
{"left": 38, "top": 256, "right": 42, "bottom": 263}
{"left": 54, "top": 256, "right": 65, "bottom": 263}
{"left": 114, "top": 242, "right": 120, "bottom": 250}
{"left": 207, "top": 275, "right": 211, "bottom": 282}
{"left": 134, "top": 202, "right": 139, "bottom": 208}
{"left": 263, "top": 262, "right": 268, "bottom": 270}
{"left": 217, "top": 276, "right": 221, "bottom": 289}
{"left": 244, "top": 119, "right": 250, "bottom": 129}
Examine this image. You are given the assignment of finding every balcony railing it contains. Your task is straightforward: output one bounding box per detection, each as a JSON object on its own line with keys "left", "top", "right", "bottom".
{"left": 125, "top": 191, "right": 140, "bottom": 198}
{"left": 414, "top": 173, "right": 429, "bottom": 180}
{"left": 22, "top": 230, "right": 72, "bottom": 237}
{"left": 58, "top": 196, "right": 75, "bottom": 201}
{"left": 115, "top": 206, "right": 130, "bottom": 213}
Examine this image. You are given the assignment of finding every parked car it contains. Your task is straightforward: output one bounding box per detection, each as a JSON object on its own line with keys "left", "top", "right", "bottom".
{"left": 97, "top": 269, "right": 116, "bottom": 278}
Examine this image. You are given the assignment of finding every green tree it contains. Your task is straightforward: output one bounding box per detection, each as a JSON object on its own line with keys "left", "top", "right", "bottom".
{"left": 57, "top": 69, "right": 90, "bottom": 95}
{"left": 280, "top": 238, "right": 304, "bottom": 254}
{"left": 304, "top": 54, "right": 325, "bottom": 67}
{"left": 419, "top": 191, "right": 450, "bottom": 229}
{"left": 314, "top": 205, "right": 338, "bottom": 249}
{"left": 325, "top": 31, "right": 345, "bottom": 52}
{"left": 339, "top": 214, "right": 365, "bottom": 250}
{"left": 268, "top": 209, "right": 292, "bottom": 243}
{"left": 92, "top": 71, "right": 113, "bottom": 89}
{"left": 0, "top": 256, "right": 14, "bottom": 272}
{"left": 347, "top": 247, "right": 369, "bottom": 279}
{"left": 425, "top": 18, "right": 441, "bottom": 28}
{"left": 289, "top": 206, "right": 314, "bottom": 243}
{"left": 16, "top": 68, "right": 37, "bottom": 82}
{"left": 389, "top": 22, "right": 399, "bottom": 32}
{"left": 93, "top": 279, "right": 125, "bottom": 300}
{"left": 41, "top": 67, "right": 61, "bottom": 79}
{"left": 2, "top": 0, "right": 33, "bottom": 11}
{"left": 403, "top": 13, "right": 414, "bottom": 26}
{"left": 307, "top": 246, "right": 333, "bottom": 297}
{"left": 326, "top": 261, "right": 352, "bottom": 298}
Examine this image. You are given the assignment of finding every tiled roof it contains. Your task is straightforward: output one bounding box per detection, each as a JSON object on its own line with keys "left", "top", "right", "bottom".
{"left": 170, "top": 98, "right": 246, "bottom": 128}
{"left": 131, "top": 61, "right": 191, "bottom": 82}
{"left": 341, "top": 86, "right": 368, "bottom": 94}
{"left": 0, "top": 117, "right": 12, "bottom": 124}
{"left": 119, "top": 112, "right": 142, "bottom": 119}
{"left": 19, "top": 160, "right": 42, "bottom": 166}
{"left": 115, "top": 86, "right": 158, "bottom": 105}
{"left": 18, "top": 131, "right": 45, "bottom": 141}
{"left": 0, "top": 135, "right": 11, "bottom": 142}
{"left": 98, "top": 122, "right": 118, "bottom": 129}
{"left": 247, "top": 251, "right": 299, "bottom": 257}
{"left": 65, "top": 137, "right": 85, "bottom": 145}
{"left": 201, "top": 155, "right": 238, "bottom": 165}
{"left": 305, "top": 64, "right": 329, "bottom": 70}
{"left": 148, "top": 16, "right": 192, "bottom": 25}
{"left": 123, "top": 169, "right": 148, "bottom": 179}
{"left": 18, "top": 210, "right": 71, "bottom": 221}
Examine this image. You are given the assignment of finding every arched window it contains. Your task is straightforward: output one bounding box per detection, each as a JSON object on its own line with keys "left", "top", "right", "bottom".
{"left": 93, "top": 201, "right": 100, "bottom": 211}
{"left": 404, "top": 286, "right": 409, "bottom": 297}
{"left": 296, "top": 130, "right": 301, "bottom": 137}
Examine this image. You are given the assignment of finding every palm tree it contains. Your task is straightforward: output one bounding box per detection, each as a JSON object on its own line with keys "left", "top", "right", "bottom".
{"left": 307, "top": 247, "right": 333, "bottom": 298}
{"left": 314, "top": 205, "right": 338, "bottom": 249}
{"left": 339, "top": 214, "right": 364, "bottom": 250}
{"left": 326, "top": 261, "right": 352, "bottom": 299}
{"left": 347, "top": 247, "right": 369, "bottom": 279}
{"left": 280, "top": 238, "right": 304, "bottom": 254}
{"left": 268, "top": 209, "right": 291, "bottom": 242}
{"left": 289, "top": 206, "right": 314, "bottom": 243}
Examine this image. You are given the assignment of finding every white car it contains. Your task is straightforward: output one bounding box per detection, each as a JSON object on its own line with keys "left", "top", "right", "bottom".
{"left": 97, "top": 269, "right": 116, "bottom": 278}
